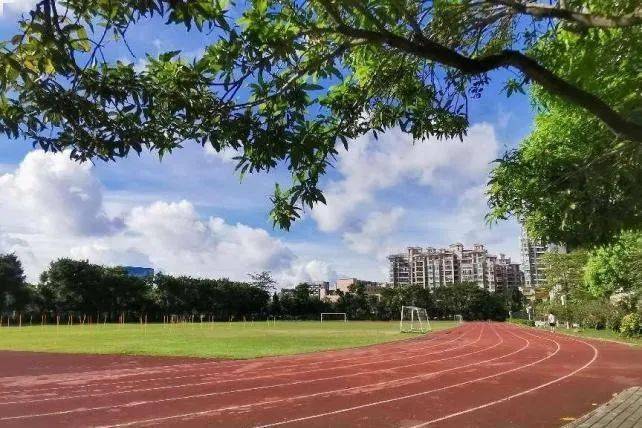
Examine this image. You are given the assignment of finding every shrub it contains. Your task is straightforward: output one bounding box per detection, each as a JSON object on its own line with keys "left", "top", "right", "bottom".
{"left": 606, "top": 307, "right": 626, "bottom": 332}
{"left": 510, "top": 318, "right": 535, "bottom": 327}
{"left": 619, "top": 313, "right": 641, "bottom": 337}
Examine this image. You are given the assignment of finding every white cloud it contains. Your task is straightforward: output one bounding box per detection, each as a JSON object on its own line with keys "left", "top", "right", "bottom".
{"left": 204, "top": 144, "right": 242, "bottom": 164}
{"left": 0, "top": 151, "right": 332, "bottom": 284}
{"left": 309, "top": 123, "right": 515, "bottom": 264}
{"left": 124, "top": 200, "right": 294, "bottom": 278}
{"left": 0, "top": 150, "right": 122, "bottom": 236}
{"left": 1, "top": 0, "right": 36, "bottom": 15}
{"left": 343, "top": 207, "right": 405, "bottom": 256}
{"left": 279, "top": 259, "right": 338, "bottom": 286}
{"left": 312, "top": 123, "right": 498, "bottom": 232}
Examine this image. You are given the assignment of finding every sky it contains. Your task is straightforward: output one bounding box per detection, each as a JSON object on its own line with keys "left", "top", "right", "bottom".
{"left": 0, "top": 2, "right": 535, "bottom": 285}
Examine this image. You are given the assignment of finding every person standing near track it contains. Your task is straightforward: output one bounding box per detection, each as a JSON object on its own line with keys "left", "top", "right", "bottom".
{"left": 548, "top": 313, "right": 557, "bottom": 332}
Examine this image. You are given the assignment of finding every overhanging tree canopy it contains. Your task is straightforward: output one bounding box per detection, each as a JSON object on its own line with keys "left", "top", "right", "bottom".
{"left": 1, "top": 0, "right": 640, "bottom": 230}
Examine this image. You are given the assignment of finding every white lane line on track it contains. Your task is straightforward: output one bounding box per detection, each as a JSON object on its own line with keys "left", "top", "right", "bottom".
{"left": 0, "top": 326, "right": 467, "bottom": 397}
{"left": 94, "top": 324, "right": 534, "bottom": 428}
{"left": 250, "top": 325, "right": 558, "bottom": 428}
{"left": 0, "top": 325, "right": 481, "bottom": 407}
{"left": 0, "top": 327, "right": 492, "bottom": 420}
{"left": 407, "top": 328, "right": 600, "bottom": 427}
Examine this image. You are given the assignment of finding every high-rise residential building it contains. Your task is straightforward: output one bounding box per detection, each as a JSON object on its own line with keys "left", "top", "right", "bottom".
{"left": 520, "top": 227, "right": 566, "bottom": 290}
{"left": 494, "top": 254, "right": 523, "bottom": 292}
{"left": 388, "top": 243, "right": 519, "bottom": 292}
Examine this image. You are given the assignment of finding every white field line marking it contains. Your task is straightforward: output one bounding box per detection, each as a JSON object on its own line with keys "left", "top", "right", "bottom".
{"left": 0, "top": 328, "right": 496, "bottom": 421}
{"left": 251, "top": 326, "right": 559, "bottom": 428}
{"left": 0, "top": 325, "right": 482, "bottom": 407}
{"left": 0, "top": 326, "right": 468, "bottom": 397}
{"left": 95, "top": 325, "right": 533, "bottom": 428}
{"left": 408, "top": 329, "right": 600, "bottom": 427}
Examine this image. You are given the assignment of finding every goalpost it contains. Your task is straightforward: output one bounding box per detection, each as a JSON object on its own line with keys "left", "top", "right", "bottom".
{"left": 320, "top": 312, "right": 347, "bottom": 323}
{"left": 400, "top": 306, "right": 431, "bottom": 333}
{"left": 454, "top": 314, "right": 464, "bottom": 324}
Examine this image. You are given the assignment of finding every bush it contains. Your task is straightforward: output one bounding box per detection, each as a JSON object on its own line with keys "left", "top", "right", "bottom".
{"left": 606, "top": 307, "right": 626, "bottom": 332}
{"left": 619, "top": 313, "right": 641, "bottom": 337}
{"left": 574, "top": 299, "right": 612, "bottom": 330}
{"left": 510, "top": 318, "right": 535, "bottom": 327}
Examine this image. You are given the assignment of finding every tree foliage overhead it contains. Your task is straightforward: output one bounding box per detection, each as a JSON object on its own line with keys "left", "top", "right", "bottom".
{"left": 488, "top": 23, "right": 641, "bottom": 246}
{"left": 1, "top": 0, "right": 641, "bottom": 230}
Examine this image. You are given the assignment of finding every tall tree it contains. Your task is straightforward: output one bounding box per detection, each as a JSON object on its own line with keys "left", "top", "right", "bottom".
{"left": 0, "top": 253, "right": 29, "bottom": 312}
{"left": 248, "top": 271, "right": 277, "bottom": 292}
{"left": 1, "top": 0, "right": 640, "bottom": 232}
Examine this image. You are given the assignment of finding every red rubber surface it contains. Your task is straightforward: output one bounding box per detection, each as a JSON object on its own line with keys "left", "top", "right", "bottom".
{"left": 0, "top": 322, "right": 640, "bottom": 427}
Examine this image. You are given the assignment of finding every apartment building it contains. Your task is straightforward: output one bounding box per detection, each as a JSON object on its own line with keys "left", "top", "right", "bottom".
{"left": 494, "top": 254, "right": 523, "bottom": 292}
{"left": 388, "top": 243, "right": 521, "bottom": 292}
{"left": 520, "top": 227, "right": 566, "bottom": 290}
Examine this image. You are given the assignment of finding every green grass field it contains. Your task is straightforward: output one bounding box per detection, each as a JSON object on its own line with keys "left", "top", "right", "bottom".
{"left": 553, "top": 326, "right": 642, "bottom": 347}
{"left": 0, "top": 320, "right": 458, "bottom": 359}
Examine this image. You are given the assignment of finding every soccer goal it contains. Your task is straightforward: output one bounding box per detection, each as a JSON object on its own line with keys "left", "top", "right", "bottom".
{"left": 454, "top": 314, "right": 464, "bottom": 324}
{"left": 400, "top": 306, "right": 431, "bottom": 333}
{"left": 320, "top": 312, "right": 347, "bottom": 323}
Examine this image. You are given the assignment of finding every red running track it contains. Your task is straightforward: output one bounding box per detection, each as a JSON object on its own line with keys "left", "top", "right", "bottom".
{"left": 0, "top": 322, "right": 640, "bottom": 427}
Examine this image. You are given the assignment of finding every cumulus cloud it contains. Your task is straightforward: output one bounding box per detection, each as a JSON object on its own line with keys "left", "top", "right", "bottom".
{"left": 310, "top": 123, "right": 508, "bottom": 261}
{"left": 343, "top": 208, "right": 405, "bottom": 256}
{"left": 124, "top": 200, "right": 294, "bottom": 278}
{"left": 0, "top": 151, "right": 330, "bottom": 284}
{"left": 312, "top": 123, "right": 498, "bottom": 232}
{"left": 279, "top": 259, "right": 338, "bottom": 286}
{"left": 203, "top": 145, "right": 242, "bottom": 164}
{"left": 0, "top": 151, "right": 122, "bottom": 236}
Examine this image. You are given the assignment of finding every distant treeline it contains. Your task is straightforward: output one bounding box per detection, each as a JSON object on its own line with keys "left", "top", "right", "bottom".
{"left": 0, "top": 255, "right": 521, "bottom": 323}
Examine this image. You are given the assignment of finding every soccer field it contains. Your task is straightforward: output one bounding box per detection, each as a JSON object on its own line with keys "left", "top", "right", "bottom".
{"left": 0, "top": 320, "right": 457, "bottom": 359}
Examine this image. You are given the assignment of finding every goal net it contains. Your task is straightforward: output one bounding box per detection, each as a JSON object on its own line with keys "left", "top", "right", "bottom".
{"left": 400, "top": 306, "right": 431, "bottom": 333}
{"left": 320, "top": 312, "right": 347, "bottom": 323}
{"left": 454, "top": 314, "right": 463, "bottom": 324}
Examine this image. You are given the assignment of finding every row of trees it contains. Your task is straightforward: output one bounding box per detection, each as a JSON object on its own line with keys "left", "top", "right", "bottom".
{"left": 1, "top": 257, "right": 271, "bottom": 322}
{"left": 1, "top": 255, "right": 517, "bottom": 322}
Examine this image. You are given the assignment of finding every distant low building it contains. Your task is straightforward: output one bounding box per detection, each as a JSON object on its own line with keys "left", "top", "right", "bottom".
{"left": 123, "top": 266, "right": 155, "bottom": 278}
{"left": 337, "top": 278, "right": 387, "bottom": 299}
{"left": 280, "top": 281, "right": 330, "bottom": 299}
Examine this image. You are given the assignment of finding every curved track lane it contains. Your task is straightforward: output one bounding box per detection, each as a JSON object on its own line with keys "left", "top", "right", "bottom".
{"left": 0, "top": 322, "right": 640, "bottom": 427}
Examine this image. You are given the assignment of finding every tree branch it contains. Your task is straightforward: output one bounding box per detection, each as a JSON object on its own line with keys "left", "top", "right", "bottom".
{"left": 487, "top": 0, "right": 642, "bottom": 28}
{"left": 330, "top": 24, "right": 642, "bottom": 142}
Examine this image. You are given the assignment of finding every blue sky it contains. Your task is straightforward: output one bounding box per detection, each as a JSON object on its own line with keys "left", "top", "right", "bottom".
{"left": 0, "top": 3, "right": 534, "bottom": 284}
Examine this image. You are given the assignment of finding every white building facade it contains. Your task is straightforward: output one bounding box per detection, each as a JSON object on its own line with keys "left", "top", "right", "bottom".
{"left": 520, "top": 227, "right": 566, "bottom": 290}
